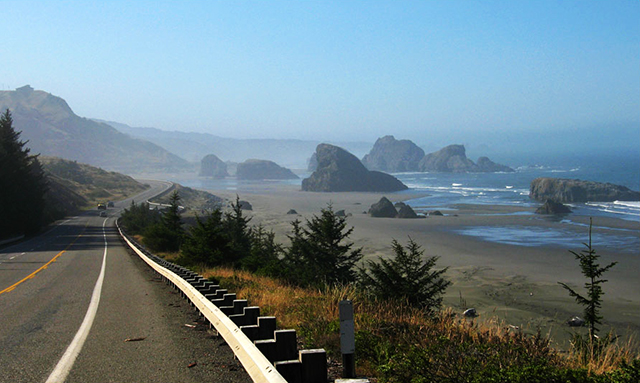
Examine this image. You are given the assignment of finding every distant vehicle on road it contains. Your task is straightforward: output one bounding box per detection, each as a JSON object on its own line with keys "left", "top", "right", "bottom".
{"left": 107, "top": 201, "right": 114, "bottom": 207}
{"left": 99, "top": 211, "right": 107, "bottom": 217}
{"left": 97, "top": 203, "right": 106, "bottom": 210}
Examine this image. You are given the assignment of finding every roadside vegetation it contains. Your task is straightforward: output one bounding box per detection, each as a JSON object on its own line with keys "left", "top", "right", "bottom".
{"left": 1, "top": 108, "right": 150, "bottom": 240}
{"left": 119, "top": 192, "right": 640, "bottom": 382}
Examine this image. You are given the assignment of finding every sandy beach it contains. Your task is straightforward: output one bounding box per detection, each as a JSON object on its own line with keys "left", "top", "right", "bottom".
{"left": 193, "top": 182, "right": 639, "bottom": 349}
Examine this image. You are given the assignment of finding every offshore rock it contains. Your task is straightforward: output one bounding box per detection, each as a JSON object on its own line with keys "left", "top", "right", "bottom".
{"left": 368, "top": 197, "right": 397, "bottom": 218}
{"left": 362, "top": 135, "right": 425, "bottom": 172}
{"left": 530, "top": 178, "right": 640, "bottom": 203}
{"left": 302, "top": 144, "right": 408, "bottom": 192}
{"left": 418, "top": 144, "right": 513, "bottom": 173}
{"left": 535, "top": 199, "right": 572, "bottom": 215}
{"left": 419, "top": 144, "right": 478, "bottom": 173}
{"left": 236, "top": 159, "right": 298, "bottom": 180}
{"left": 199, "top": 154, "right": 228, "bottom": 178}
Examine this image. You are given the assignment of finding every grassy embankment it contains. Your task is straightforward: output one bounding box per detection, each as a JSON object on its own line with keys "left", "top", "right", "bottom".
{"left": 184, "top": 266, "right": 638, "bottom": 382}
{"left": 41, "top": 156, "right": 148, "bottom": 214}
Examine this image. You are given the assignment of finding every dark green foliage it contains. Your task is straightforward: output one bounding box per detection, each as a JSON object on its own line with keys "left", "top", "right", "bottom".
{"left": 120, "top": 192, "right": 184, "bottom": 252}
{"left": 0, "top": 109, "right": 48, "bottom": 237}
{"left": 222, "top": 196, "right": 252, "bottom": 266}
{"left": 144, "top": 191, "right": 184, "bottom": 252}
{"left": 558, "top": 218, "right": 617, "bottom": 340}
{"left": 283, "top": 204, "right": 363, "bottom": 286}
{"left": 359, "top": 237, "right": 451, "bottom": 312}
{"left": 119, "top": 201, "right": 161, "bottom": 235}
{"left": 241, "top": 225, "right": 284, "bottom": 276}
{"left": 179, "top": 208, "right": 229, "bottom": 266}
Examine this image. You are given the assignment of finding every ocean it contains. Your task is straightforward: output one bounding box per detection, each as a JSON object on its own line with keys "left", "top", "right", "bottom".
{"left": 174, "top": 151, "right": 639, "bottom": 254}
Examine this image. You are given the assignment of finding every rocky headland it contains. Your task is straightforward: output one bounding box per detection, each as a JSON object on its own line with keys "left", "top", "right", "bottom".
{"left": 530, "top": 178, "right": 640, "bottom": 203}
{"left": 236, "top": 159, "right": 298, "bottom": 180}
{"left": 301, "top": 144, "right": 408, "bottom": 192}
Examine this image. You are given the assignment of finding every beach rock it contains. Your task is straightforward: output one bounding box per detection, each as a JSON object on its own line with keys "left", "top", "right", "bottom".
{"left": 286, "top": 209, "right": 298, "bottom": 215}
{"left": 428, "top": 210, "right": 444, "bottom": 216}
{"left": 530, "top": 178, "right": 640, "bottom": 203}
{"left": 368, "top": 197, "right": 397, "bottom": 218}
{"left": 567, "top": 316, "right": 585, "bottom": 327}
{"left": 302, "top": 144, "right": 408, "bottom": 192}
{"left": 236, "top": 159, "right": 299, "bottom": 180}
{"left": 463, "top": 308, "right": 477, "bottom": 317}
{"left": 238, "top": 200, "right": 253, "bottom": 210}
{"left": 476, "top": 156, "right": 515, "bottom": 172}
{"left": 394, "top": 201, "right": 407, "bottom": 209}
{"left": 397, "top": 204, "right": 419, "bottom": 219}
{"left": 199, "top": 154, "right": 228, "bottom": 178}
{"left": 335, "top": 209, "right": 346, "bottom": 217}
{"left": 361, "top": 135, "right": 425, "bottom": 172}
{"left": 535, "top": 199, "right": 572, "bottom": 214}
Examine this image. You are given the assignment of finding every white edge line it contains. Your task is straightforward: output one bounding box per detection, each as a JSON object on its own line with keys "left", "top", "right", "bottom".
{"left": 45, "top": 218, "right": 109, "bottom": 383}
{"left": 117, "top": 222, "right": 287, "bottom": 383}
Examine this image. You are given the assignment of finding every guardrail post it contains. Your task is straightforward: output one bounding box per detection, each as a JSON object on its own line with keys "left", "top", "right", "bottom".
{"left": 299, "top": 349, "right": 327, "bottom": 383}
{"left": 274, "top": 329, "right": 297, "bottom": 362}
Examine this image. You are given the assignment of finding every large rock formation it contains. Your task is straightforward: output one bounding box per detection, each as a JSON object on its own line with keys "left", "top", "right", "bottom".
{"left": 301, "top": 144, "right": 408, "bottom": 192}
{"left": 0, "top": 85, "right": 190, "bottom": 173}
{"left": 530, "top": 178, "right": 640, "bottom": 203}
{"left": 418, "top": 144, "right": 513, "bottom": 173}
{"left": 362, "top": 135, "right": 425, "bottom": 172}
{"left": 236, "top": 159, "right": 298, "bottom": 180}
{"left": 199, "top": 154, "right": 228, "bottom": 178}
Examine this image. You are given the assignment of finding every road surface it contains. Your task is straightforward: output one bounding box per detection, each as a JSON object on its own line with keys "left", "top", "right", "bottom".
{"left": 0, "top": 180, "right": 250, "bottom": 383}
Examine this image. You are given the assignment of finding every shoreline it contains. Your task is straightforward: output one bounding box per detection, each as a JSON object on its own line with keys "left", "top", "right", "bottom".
{"left": 144, "top": 177, "right": 640, "bottom": 350}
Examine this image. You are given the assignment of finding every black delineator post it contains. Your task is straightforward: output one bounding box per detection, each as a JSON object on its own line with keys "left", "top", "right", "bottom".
{"left": 340, "top": 300, "right": 356, "bottom": 378}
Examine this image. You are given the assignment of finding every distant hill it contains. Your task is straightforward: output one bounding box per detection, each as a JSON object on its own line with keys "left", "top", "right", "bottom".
{"left": 97, "top": 119, "right": 372, "bottom": 169}
{"left": 0, "top": 86, "right": 191, "bottom": 173}
{"left": 41, "top": 156, "right": 149, "bottom": 208}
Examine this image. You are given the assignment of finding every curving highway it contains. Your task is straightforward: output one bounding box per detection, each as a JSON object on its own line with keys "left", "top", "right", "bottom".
{"left": 0, "top": 180, "right": 250, "bottom": 383}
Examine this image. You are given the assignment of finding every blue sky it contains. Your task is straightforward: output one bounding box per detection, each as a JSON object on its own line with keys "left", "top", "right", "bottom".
{"left": 2, "top": 1, "right": 638, "bottom": 149}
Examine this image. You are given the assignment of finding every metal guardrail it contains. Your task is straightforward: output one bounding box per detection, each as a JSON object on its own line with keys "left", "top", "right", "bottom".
{"left": 117, "top": 221, "right": 288, "bottom": 383}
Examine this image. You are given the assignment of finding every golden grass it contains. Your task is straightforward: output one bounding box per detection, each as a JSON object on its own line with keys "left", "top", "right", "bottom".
{"left": 201, "top": 267, "right": 638, "bottom": 379}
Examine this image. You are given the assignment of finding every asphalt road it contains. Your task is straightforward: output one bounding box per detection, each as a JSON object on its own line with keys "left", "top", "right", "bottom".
{"left": 0, "top": 180, "right": 250, "bottom": 383}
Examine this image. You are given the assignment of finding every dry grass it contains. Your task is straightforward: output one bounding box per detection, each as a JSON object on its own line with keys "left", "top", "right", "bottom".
{"left": 199, "top": 266, "right": 639, "bottom": 380}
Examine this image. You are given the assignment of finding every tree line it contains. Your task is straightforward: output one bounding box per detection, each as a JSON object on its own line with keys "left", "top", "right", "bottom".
{"left": 119, "top": 192, "right": 451, "bottom": 312}
{"left": 0, "top": 110, "right": 48, "bottom": 238}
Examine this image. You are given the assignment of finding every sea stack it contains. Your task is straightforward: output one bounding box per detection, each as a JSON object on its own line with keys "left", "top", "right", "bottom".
{"left": 302, "top": 144, "right": 408, "bottom": 192}
{"left": 361, "top": 135, "right": 425, "bottom": 172}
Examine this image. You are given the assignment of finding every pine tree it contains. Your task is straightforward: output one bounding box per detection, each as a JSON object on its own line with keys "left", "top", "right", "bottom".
{"left": 180, "top": 208, "right": 228, "bottom": 266}
{"left": 284, "top": 204, "right": 363, "bottom": 286}
{"left": 558, "top": 218, "right": 617, "bottom": 340}
{"left": 142, "top": 191, "right": 184, "bottom": 252}
{"left": 359, "top": 237, "right": 451, "bottom": 312}
{"left": 0, "top": 109, "right": 47, "bottom": 237}
{"left": 223, "top": 195, "right": 252, "bottom": 266}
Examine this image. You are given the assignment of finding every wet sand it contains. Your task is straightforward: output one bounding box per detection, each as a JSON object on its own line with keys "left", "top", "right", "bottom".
{"left": 199, "top": 182, "right": 640, "bottom": 349}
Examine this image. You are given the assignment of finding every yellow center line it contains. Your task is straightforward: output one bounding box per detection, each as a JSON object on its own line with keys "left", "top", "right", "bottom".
{"left": 0, "top": 220, "right": 90, "bottom": 296}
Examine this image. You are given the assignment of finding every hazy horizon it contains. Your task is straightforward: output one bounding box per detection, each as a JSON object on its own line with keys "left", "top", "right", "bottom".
{"left": 2, "top": 1, "right": 639, "bottom": 155}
